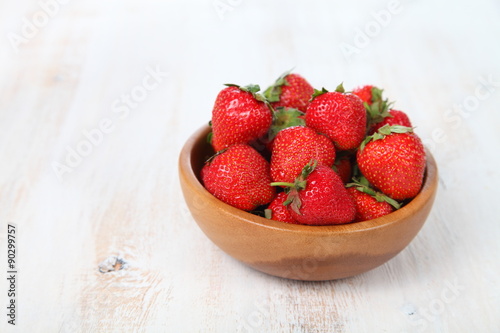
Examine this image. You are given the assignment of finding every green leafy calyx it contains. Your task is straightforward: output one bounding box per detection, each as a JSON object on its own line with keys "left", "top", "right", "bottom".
{"left": 270, "top": 160, "right": 317, "bottom": 215}
{"left": 311, "top": 87, "right": 329, "bottom": 100}
{"left": 335, "top": 82, "right": 345, "bottom": 93}
{"left": 224, "top": 83, "right": 268, "bottom": 103}
{"left": 359, "top": 124, "right": 414, "bottom": 152}
{"left": 268, "top": 107, "right": 305, "bottom": 140}
{"left": 346, "top": 176, "right": 401, "bottom": 209}
{"left": 364, "top": 87, "right": 394, "bottom": 127}
{"left": 263, "top": 70, "right": 292, "bottom": 103}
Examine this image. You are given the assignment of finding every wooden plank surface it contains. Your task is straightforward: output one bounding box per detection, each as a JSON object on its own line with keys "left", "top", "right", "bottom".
{"left": 1, "top": 0, "right": 499, "bottom": 332}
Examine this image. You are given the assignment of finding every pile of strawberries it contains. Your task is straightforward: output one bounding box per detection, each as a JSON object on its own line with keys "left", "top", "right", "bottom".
{"left": 201, "top": 71, "right": 427, "bottom": 225}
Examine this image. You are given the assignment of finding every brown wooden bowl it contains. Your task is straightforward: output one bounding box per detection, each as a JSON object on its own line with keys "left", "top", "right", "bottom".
{"left": 179, "top": 125, "right": 438, "bottom": 281}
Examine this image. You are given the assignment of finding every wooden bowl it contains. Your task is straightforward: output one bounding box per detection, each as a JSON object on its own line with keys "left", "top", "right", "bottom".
{"left": 179, "top": 125, "right": 438, "bottom": 281}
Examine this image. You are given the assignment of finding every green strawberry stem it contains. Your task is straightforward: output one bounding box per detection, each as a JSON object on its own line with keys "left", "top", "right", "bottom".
{"left": 311, "top": 82, "right": 349, "bottom": 102}
{"left": 283, "top": 188, "right": 301, "bottom": 214}
{"left": 359, "top": 124, "right": 414, "bottom": 152}
{"left": 376, "top": 194, "right": 401, "bottom": 210}
{"left": 371, "top": 86, "right": 383, "bottom": 102}
{"left": 207, "top": 120, "right": 213, "bottom": 143}
{"left": 204, "top": 148, "right": 228, "bottom": 164}
{"left": 224, "top": 83, "right": 269, "bottom": 103}
{"left": 270, "top": 182, "right": 296, "bottom": 187}
{"left": 300, "top": 159, "right": 317, "bottom": 178}
{"left": 311, "top": 87, "right": 328, "bottom": 100}
{"left": 225, "top": 83, "right": 260, "bottom": 93}
{"left": 335, "top": 82, "right": 345, "bottom": 93}
{"left": 346, "top": 176, "right": 401, "bottom": 209}
{"left": 364, "top": 87, "right": 394, "bottom": 129}
{"left": 263, "top": 69, "right": 293, "bottom": 103}
{"left": 268, "top": 107, "right": 305, "bottom": 140}
{"left": 378, "top": 124, "right": 413, "bottom": 135}
{"left": 272, "top": 159, "right": 318, "bottom": 215}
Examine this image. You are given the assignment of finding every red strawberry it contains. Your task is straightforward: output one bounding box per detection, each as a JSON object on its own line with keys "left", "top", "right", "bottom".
{"left": 347, "top": 187, "right": 394, "bottom": 222}
{"left": 346, "top": 177, "right": 399, "bottom": 222}
{"left": 352, "top": 85, "right": 376, "bottom": 105}
{"left": 272, "top": 162, "right": 355, "bottom": 225}
{"left": 369, "top": 109, "right": 412, "bottom": 134}
{"left": 333, "top": 153, "right": 353, "bottom": 183}
{"left": 265, "top": 192, "right": 298, "bottom": 224}
{"left": 270, "top": 126, "right": 336, "bottom": 184}
{"left": 264, "top": 72, "right": 314, "bottom": 112}
{"left": 305, "top": 85, "right": 367, "bottom": 150}
{"left": 353, "top": 85, "right": 395, "bottom": 131}
{"left": 201, "top": 144, "right": 276, "bottom": 211}
{"left": 357, "top": 125, "right": 426, "bottom": 201}
{"left": 264, "top": 107, "right": 306, "bottom": 152}
{"left": 211, "top": 84, "right": 272, "bottom": 152}
{"left": 352, "top": 85, "right": 389, "bottom": 106}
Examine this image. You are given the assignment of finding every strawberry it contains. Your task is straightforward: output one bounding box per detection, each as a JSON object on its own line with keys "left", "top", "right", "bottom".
{"left": 210, "top": 84, "right": 272, "bottom": 152}
{"left": 333, "top": 152, "right": 353, "bottom": 184}
{"left": 352, "top": 85, "right": 376, "bottom": 105}
{"left": 270, "top": 126, "right": 336, "bottom": 184}
{"left": 357, "top": 125, "right": 426, "bottom": 201}
{"left": 263, "top": 107, "right": 306, "bottom": 152}
{"left": 265, "top": 192, "right": 298, "bottom": 224}
{"left": 347, "top": 187, "right": 394, "bottom": 222}
{"left": 346, "top": 177, "right": 400, "bottom": 222}
{"left": 264, "top": 71, "right": 314, "bottom": 113}
{"left": 305, "top": 85, "right": 366, "bottom": 151}
{"left": 353, "top": 85, "right": 396, "bottom": 132}
{"left": 369, "top": 109, "right": 412, "bottom": 134}
{"left": 272, "top": 162, "right": 356, "bottom": 225}
{"left": 352, "top": 85, "right": 389, "bottom": 106}
{"left": 201, "top": 144, "right": 276, "bottom": 211}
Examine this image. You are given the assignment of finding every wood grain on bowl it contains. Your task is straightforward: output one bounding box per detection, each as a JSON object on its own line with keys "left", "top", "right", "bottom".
{"left": 179, "top": 125, "right": 438, "bottom": 281}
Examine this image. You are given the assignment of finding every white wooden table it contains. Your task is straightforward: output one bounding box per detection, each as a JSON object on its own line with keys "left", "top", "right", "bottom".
{"left": 1, "top": 0, "right": 499, "bottom": 332}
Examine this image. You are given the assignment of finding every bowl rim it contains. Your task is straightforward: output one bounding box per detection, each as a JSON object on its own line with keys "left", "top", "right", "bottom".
{"left": 179, "top": 124, "right": 438, "bottom": 236}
